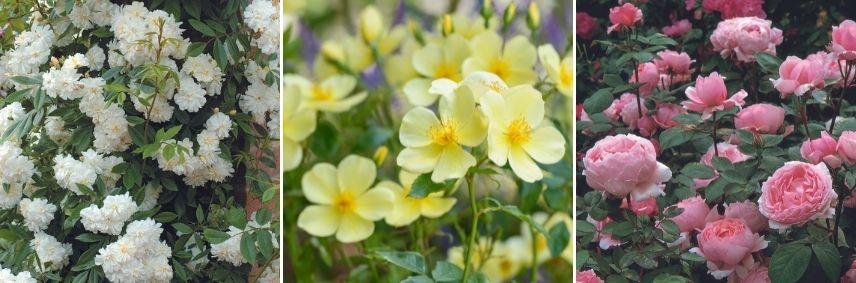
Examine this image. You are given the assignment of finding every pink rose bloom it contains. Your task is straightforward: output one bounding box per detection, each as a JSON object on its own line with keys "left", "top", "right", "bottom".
{"left": 669, "top": 196, "right": 711, "bottom": 233}
{"left": 577, "top": 269, "right": 604, "bottom": 283}
{"left": 838, "top": 131, "right": 856, "bottom": 164}
{"left": 607, "top": 3, "right": 643, "bottom": 34}
{"left": 682, "top": 72, "right": 747, "bottom": 120}
{"left": 759, "top": 161, "right": 837, "bottom": 230}
{"left": 621, "top": 195, "right": 659, "bottom": 216}
{"left": 710, "top": 17, "right": 783, "bottom": 62}
{"left": 587, "top": 216, "right": 621, "bottom": 249}
{"left": 694, "top": 142, "right": 750, "bottom": 188}
{"left": 724, "top": 201, "right": 769, "bottom": 233}
{"left": 806, "top": 51, "right": 849, "bottom": 84}
{"left": 842, "top": 261, "right": 856, "bottom": 283}
{"left": 831, "top": 20, "right": 856, "bottom": 60}
{"left": 653, "top": 103, "right": 686, "bottom": 129}
{"left": 734, "top": 104, "right": 785, "bottom": 135}
{"left": 772, "top": 56, "right": 827, "bottom": 97}
{"left": 654, "top": 50, "right": 694, "bottom": 86}
{"left": 577, "top": 12, "right": 597, "bottom": 40}
{"left": 733, "top": 263, "right": 771, "bottom": 283}
{"left": 662, "top": 19, "right": 693, "bottom": 37}
{"left": 629, "top": 62, "right": 660, "bottom": 95}
{"left": 690, "top": 218, "right": 768, "bottom": 279}
{"left": 619, "top": 95, "right": 658, "bottom": 137}
{"left": 703, "top": 0, "right": 766, "bottom": 19}
{"left": 603, "top": 93, "right": 635, "bottom": 121}
{"left": 800, "top": 131, "right": 842, "bottom": 168}
{"left": 583, "top": 134, "right": 672, "bottom": 200}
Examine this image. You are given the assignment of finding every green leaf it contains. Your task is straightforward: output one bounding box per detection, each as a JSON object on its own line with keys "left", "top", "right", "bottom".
{"left": 547, "top": 221, "right": 570, "bottom": 257}
{"left": 226, "top": 207, "right": 247, "bottom": 230}
{"left": 255, "top": 208, "right": 272, "bottom": 225}
{"left": 240, "top": 232, "right": 257, "bottom": 264}
{"left": 172, "top": 223, "right": 193, "bottom": 234}
{"left": 402, "top": 275, "right": 434, "bottom": 283}
{"left": 653, "top": 274, "right": 691, "bottom": 283}
{"left": 256, "top": 230, "right": 274, "bottom": 260}
{"left": 74, "top": 233, "right": 102, "bottom": 243}
{"left": 431, "top": 261, "right": 463, "bottom": 282}
{"left": 261, "top": 187, "right": 277, "bottom": 202}
{"left": 755, "top": 52, "right": 783, "bottom": 74}
{"left": 812, "top": 241, "right": 841, "bottom": 282}
{"left": 308, "top": 121, "right": 338, "bottom": 159}
{"left": 186, "top": 42, "right": 207, "bottom": 57}
{"left": 680, "top": 163, "right": 714, "bottom": 179}
{"left": 659, "top": 127, "right": 692, "bottom": 150}
{"left": 769, "top": 244, "right": 811, "bottom": 283}
{"left": 376, "top": 251, "right": 427, "bottom": 274}
{"left": 408, "top": 174, "right": 446, "bottom": 198}
{"left": 189, "top": 19, "right": 217, "bottom": 37}
{"left": 213, "top": 40, "right": 228, "bottom": 69}
{"left": 10, "top": 76, "right": 41, "bottom": 85}
{"left": 583, "top": 88, "right": 614, "bottom": 114}
{"left": 203, "top": 228, "right": 230, "bottom": 244}
{"left": 153, "top": 212, "right": 178, "bottom": 222}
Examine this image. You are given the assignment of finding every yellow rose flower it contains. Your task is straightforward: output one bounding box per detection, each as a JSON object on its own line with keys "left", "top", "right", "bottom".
{"left": 384, "top": 37, "right": 420, "bottom": 87}
{"left": 397, "top": 87, "right": 486, "bottom": 182}
{"left": 537, "top": 44, "right": 573, "bottom": 97}
{"left": 296, "top": 155, "right": 394, "bottom": 243}
{"left": 283, "top": 83, "right": 316, "bottom": 171}
{"left": 448, "top": 238, "right": 522, "bottom": 283}
{"left": 404, "top": 34, "right": 471, "bottom": 106}
{"left": 375, "top": 171, "right": 457, "bottom": 227}
{"left": 480, "top": 86, "right": 566, "bottom": 182}
{"left": 462, "top": 31, "right": 537, "bottom": 86}
{"left": 285, "top": 74, "right": 367, "bottom": 113}
{"left": 426, "top": 72, "right": 508, "bottom": 107}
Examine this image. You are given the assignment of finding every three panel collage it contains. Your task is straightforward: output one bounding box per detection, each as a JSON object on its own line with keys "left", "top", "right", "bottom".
{"left": 2, "top": 0, "right": 856, "bottom": 282}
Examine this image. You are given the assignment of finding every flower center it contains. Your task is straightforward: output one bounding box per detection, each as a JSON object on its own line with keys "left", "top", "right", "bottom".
{"left": 535, "top": 235, "right": 547, "bottom": 252}
{"left": 499, "top": 258, "right": 514, "bottom": 274}
{"left": 504, "top": 118, "right": 531, "bottom": 145}
{"left": 429, "top": 120, "right": 458, "bottom": 146}
{"left": 334, "top": 192, "right": 356, "bottom": 213}
{"left": 559, "top": 65, "right": 573, "bottom": 86}
{"left": 488, "top": 58, "right": 510, "bottom": 81}
{"left": 434, "top": 63, "right": 459, "bottom": 80}
{"left": 311, "top": 85, "right": 333, "bottom": 101}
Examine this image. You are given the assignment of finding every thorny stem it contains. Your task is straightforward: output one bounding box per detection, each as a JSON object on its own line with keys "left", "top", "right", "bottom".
{"left": 461, "top": 173, "right": 480, "bottom": 281}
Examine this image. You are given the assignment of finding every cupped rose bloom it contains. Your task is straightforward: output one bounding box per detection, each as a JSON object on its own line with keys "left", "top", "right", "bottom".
{"left": 653, "top": 103, "right": 686, "bottom": 129}
{"left": 691, "top": 218, "right": 768, "bottom": 279}
{"left": 669, "top": 196, "right": 711, "bottom": 232}
{"left": 703, "top": 0, "right": 765, "bottom": 19}
{"left": 758, "top": 161, "right": 837, "bottom": 230}
{"left": 577, "top": 12, "right": 597, "bottom": 40}
{"left": 653, "top": 50, "right": 694, "bottom": 86}
{"left": 577, "top": 269, "right": 604, "bottom": 283}
{"left": 772, "top": 56, "right": 827, "bottom": 97}
{"left": 695, "top": 143, "right": 750, "bottom": 189}
{"left": 587, "top": 216, "right": 621, "bottom": 249}
{"left": 607, "top": 3, "right": 643, "bottom": 34}
{"left": 842, "top": 260, "right": 856, "bottom": 283}
{"left": 838, "top": 131, "right": 856, "bottom": 164}
{"left": 734, "top": 104, "right": 785, "bottom": 134}
{"left": 682, "top": 72, "right": 747, "bottom": 120}
{"left": 732, "top": 263, "right": 771, "bottom": 283}
{"left": 629, "top": 62, "right": 660, "bottom": 95}
{"left": 831, "top": 20, "right": 856, "bottom": 60}
{"left": 603, "top": 93, "right": 635, "bottom": 121}
{"left": 710, "top": 17, "right": 783, "bottom": 62}
{"left": 620, "top": 195, "right": 659, "bottom": 216}
{"left": 724, "top": 201, "right": 769, "bottom": 233}
{"left": 619, "top": 95, "right": 658, "bottom": 137}
{"left": 800, "top": 131, "right": 842, "bottom": 168}
{"left": 662, "top": 19, "right": 692, "bottom": 37}
{"left": 583, "top": 134, "right": 672, "bottom": 200}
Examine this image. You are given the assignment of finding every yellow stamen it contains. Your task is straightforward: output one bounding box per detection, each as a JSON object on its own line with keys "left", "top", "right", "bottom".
{"left": 311, "top": 85, "right": 333, "bottom": 101}
{"left": 429, "top": 120, "right": 459, "bottom": 146}
{"left": 505, "top": 118, "right": 531, "bottom": 145}
{"left": 488, "top": 58, "right": 510, "bottom": 81}
{"left": 434, "top": 63, "right": 459, "bottom": 80}
{"left": 334, "top": 192, "right": 356, "bottom": 213}
{"left": 559, "top": 65, "right": 573, "bottom": 86}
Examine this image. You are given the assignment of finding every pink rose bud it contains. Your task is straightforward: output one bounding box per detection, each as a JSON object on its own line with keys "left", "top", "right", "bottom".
{"left": 724, "top": 201, "right": 769, "bottom": 233}
{"left": 607, "top": 3, "right": 643, "bottom": 34}
{"left": 759, "top": 161, "right": 837, "bottom": 230}
{"left": 690, "top": 218, "right": 768, "bottom": 279}
{"left": 838, "top": 131, "right": 856, "bottom": 165}
{"left": 662, "top": 19, "right": 693, "bottom": 37}
{"left": 629, "top": 62, "right": 660, "bottom": 95}
{"left": 576, "top": 12, "right": 598, "bottom": 40}
{"left": 669, "top": 196, "right": 711, "bottom": 233}
{"left": 620, "top": 195, "right": 659, "bottom": 216}
{"left": 772, "top": 56, "right": 827, "bottom": 97}
{"left": 583, "top": 134, "right": 672, "bottom": 200}
{"left": 710, "top": 17, "right": 782, "bottom": 62}
{"left": 577, "top": 269, "right": 604, "bottom": 283}
{"left": 831, "top": 20, "right": 856, "bottom": 60}
{"left": 734, "top": 104, "right": 785, "bottom": 135}
{"left": 682, "top": 72, "right": 747, "bottom": 120}
{"left": 587, "top": 216, "right": 621, "bottom": 250}
{"left": 800, "top": 131, "right": 842, "bottom": 168}
{"left": 653, "top": 103, "right": 686, "bottom": 129}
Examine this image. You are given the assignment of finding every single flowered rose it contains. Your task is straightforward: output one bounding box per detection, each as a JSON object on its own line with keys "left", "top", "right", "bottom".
{"left": 838, "top": 131, "right": 856, "bottom": 164}
{"left": 653, "top": 50, "right": 694, "bottom": 86}
{"left": 800, "top": 131, "right": 842, "bottom": 168}
{"left": 607, "top": 3, "right": 643, "bottom": 34}
{"left": 842, "top": 260, "right": 856, "bottom": 283}
{"left": 772, "top": 56, "right": 828, "bottom": 97}
{"left": 710, "top": 17, "right": 782, "bottom": 62}
{"left": 734, "top": 103, "right": 785, "bottom": 135}
{"left": 629, "top": 62, "right": 660, "bottom": 95}
{"left": 681, "top": 72, "right": 747, "bottom": 120}
{"left": 577, "top": 269, "right": 604, "bottom": 283}
{"left": 662, "top": 19, "right": 692, "bottom": 37}
{"left": 724, "top": 201, "right": 769, "bottom": 233}
{"left": 620, "top": 195, "right": 659, "bottom": 216}
{"left": 758, "top": 161, "right": 837, "bottom": 230}
{"left": 587, "top": 216, "right": 621, "bottom": 250}
{"left": 374, "top": 171, "right": 457, "bottom": 227}
{"left": 577, "top": 12, "right": 598, "bottom": 40}
{"left": 691, "top": 218, "right": 768, "bottom": 279}
{"left": 732, "top": 262, "right": 771, "bottom": 283}
{"left": 653, "top": 103, "right": 686, "bottom": 129}
{"left": 831, "top": 19, "right": 856, "bottom": 60}
{"left": 583, "top": 134, "right": 672, "bottom": 200}
{"left": 669, "top": 196, "right": 711, "bottom": 233}
{"left": 695, "top": 143, "right": 750, "bottom": 189}
{"left": 462, "top": 32, "right": 538, "bottom": 86}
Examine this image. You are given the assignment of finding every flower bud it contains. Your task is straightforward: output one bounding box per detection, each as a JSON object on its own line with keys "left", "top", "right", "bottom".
{"left": 503, "top": 3, "right": 516, "bottom": 27}
{"left": 359, "top": 5, "right": 383, "bottom": 44}
{"left": 373, "top": 146, "right": 389, "bottom": 166}
{"left": 441, "top": 14, "right": 454, "bottom": 36}
{"left": 526, "top": 2, "right": 540, "bottom": 30}
{"left": 320, "top": 41, "right": 345, "bottom": 62}
{"left": 480, "top": 0, "right": 493, "bottom": 20}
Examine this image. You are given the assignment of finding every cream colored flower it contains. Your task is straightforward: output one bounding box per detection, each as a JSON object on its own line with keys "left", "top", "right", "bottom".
{"left": 448, "top": 238, "right": 522, "bottom": 283}
{"left": 404, "top": 34, "right": 471, "bottom": 106}
{"left": 283, "top": 82, "right": 316, "bottom": 171}
{"left": 462, "top": 32, "right": 537, "bottom": 86}
{"left": 427, "top": 71, "right": 509, "bottom": 107}
{"left": 397, "top": 87, "right": 486, "bottom": 182}
{"left": 296, "top": 155, "right": 394, "bottom": 243}
{"left": 480, "top": 86, "right": 566, "bottom": 182}
{"left": 375, "top": 171, "right": 457, "bottom": 227}
{"left": 537, "top": 44, "right": 573, "bottom": 97}
{"left": 286, "top": 74, "right": 367, "bottom": 113}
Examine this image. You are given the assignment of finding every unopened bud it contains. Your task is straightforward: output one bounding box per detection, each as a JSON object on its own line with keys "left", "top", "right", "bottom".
{"left": 441, "top": 14, "right": 454, "bottom": 36}
{"left": 320, "top": 41, "right": 345, "bottom": 62}
{"left": 480, "top": 0, "right": 493, "bottom": 20}
{"left": 373, "top": 146, "right": 389, "bottom": 166}
{"left": 503, "top": 3, "right": 516, "bottom": 27}
{"left": 359, "top": 5, "right": 383, "bottom": 44}
{"left": 526, "top": 2, "right": 540, "bottom": 30}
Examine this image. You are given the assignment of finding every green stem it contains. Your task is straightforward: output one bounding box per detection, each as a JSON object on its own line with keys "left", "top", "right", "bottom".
{"left": 529, "top": 226, "right": 538, "bottom": 283}
{"left": 461, "top": 174, "right": 480, "bottom": 281}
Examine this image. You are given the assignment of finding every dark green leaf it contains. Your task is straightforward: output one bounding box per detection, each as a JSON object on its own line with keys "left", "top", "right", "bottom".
{"left": 547, "top": 222, "right": 570, "bottom": 257}
{"left": 431, "top": 261, "right": 463, "bottom": 282}
{"left": 376, "top": 251, "right": 427, "bottom": 274}
{"left": 812, "top": 241, "right": 841, "bottom": 282}
{"left": 769, "top": 244, "right": 811, "bottom": 283}
{"left": 408, "top": 174, "right": 445, "bottom": 198}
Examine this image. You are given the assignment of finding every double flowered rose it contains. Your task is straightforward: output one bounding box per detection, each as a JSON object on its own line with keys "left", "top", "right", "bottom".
{"left": 710, "top": 17, "right": 782, "bottom": 62}
{"left": 583, "top": 134, "right": 672, "bottom": 200}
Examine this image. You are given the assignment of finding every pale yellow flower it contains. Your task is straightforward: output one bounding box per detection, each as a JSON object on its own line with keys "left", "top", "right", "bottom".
{"left": 448, "top": 238, "right": 522, "bottom": 283}
{"left": 504, "top": 213, "right": 552, "bottom": 266}
{"left": 283, "top": 83, "right": 316, "bottom": 171}
{"left": 285, "top": 74, "right": 367, "bottom": 113}
{"left": 397, "top": 87, "right": 486, "bottom": 182}
{"left": 384, "top": 36, "right": 421, "bottom": 87}
{"left": 297, "top": 155, "right": 394, "bottom": 243}
{"left": 480, "top": 86, "right": 566, "bottom": 182}
{"left": 462, "top": 32, "right": 537, "bottom": 86}
{"left": 537, "top": 44, "right": 573, "bottom": 97}
{"left": 441, "top": 14, "right": 499, "bottom": 40}
{"left": 374, "top": 171, "right": 457, "bottom": 227}
{"left": 404, "top": 34, "right": 471, "bottom": 106}
{"left": 315, "top": 28, "right": 407, "bottom": 79}
{"left": 427, "top": 72, "right": 509, "bottom": 107}
{"left": 358, "top": 5, "right": 383, "bottom": 43}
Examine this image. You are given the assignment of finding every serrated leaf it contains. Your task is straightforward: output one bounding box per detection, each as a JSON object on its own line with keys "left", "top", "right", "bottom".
{"left": 431, "top": 261, "right": 463, "bottom": 282}
{"left": 769, "top": 244, "right": 811, "bottom": 283}
{"left": 376, "top": 251, "right": 427, "bottom": 274}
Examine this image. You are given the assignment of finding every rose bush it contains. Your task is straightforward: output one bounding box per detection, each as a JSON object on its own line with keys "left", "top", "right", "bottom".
{"left": 578, "top": 0, "right": 856, "bottom": 282}
{"left": 0, "top": 0, "right": 280, "bottom": 282}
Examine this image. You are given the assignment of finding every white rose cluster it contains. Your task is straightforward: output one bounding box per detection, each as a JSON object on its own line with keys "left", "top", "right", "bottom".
{"left": 0, "top": 266, "right": 35, "bottom": 282}
{"left": 0, "top": 141, "right": 35, "bottom": 209}
{"left": 0, "top": 24, "right": 54, "bottom": 89}
{"left": 53, "top": 149, "right": 123, "bottom": 195}
{"left": 80, "top": 193, "right": 139, "bottom": 235}
{"left": 110, "top": 2, "right": 189, "bottom": 66}
{"left": 44, "top": 116, "right": 73, "bottom": 145}
{"left": 18, "top": 198, "right": 57, "bottom": 232}
{"left": 155, "top": 112, "right": 234, "bottom": 187}
{"left": 95, "top": 218, "right": 173, "bottom": 283}
{"left": 243, "top": 0, "right": 280, "bottom": 56}
{"left": 30, "top": 232, "right": 73, "bottom": 271}
{"left": 69, "top": 0, "right": 121, "bottom": 31}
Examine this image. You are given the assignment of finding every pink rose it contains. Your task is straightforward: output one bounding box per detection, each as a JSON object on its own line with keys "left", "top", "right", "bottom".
{"left": 831, "top": 20, "right": 856, "bottom": 60}
{"left": 695, "top": 142, "right": 750, "bottom": 189}
{"left": 583, "top": 134, "right": 672, "bottom": 200}
{"left": 772, "top": 56, "right": 827, "bottom": 97}
{"left": 691, "top": 218, "right": 768, "bottom": 279}
{"left": 842, "top": 261, "right": 856, "bottom": 283}
{"left": 703, "top": 0, "right": 765, "bottom": 19}
{"left": 603, "top": 93, "right": 635, "bottom": 121}
{"left": 577, "top": 269, "right": 604, "bottom": 283}
{"left": 669, "top": 196, "right": 711, "bottom": 233}
{"left": 654, "top": 50, "right": 694, "bottom": 87}
{"left": 710, "top": 17, "right": 783, "bottom": 62}
{"left": 618, "top": 94, "right": 658, "bottom": 137}
{"left": 805, "top": 51, "right": 849, "bottom": 84}
{"left": 577, "top": 12, "right": 597, "bottom": 40}
{"left": 733, "top": 263, "right": 771, "bottom": 283}
{"left": 801, "top": 131, "right": 842, "bottom": 168}
{"left": 662, "top": 19, "right": 693, "bottom": 37}
{"left": 629, "top": 62, "right": 660, "bottom": 95}
{"left": 724, "top": 201, "right": 769, "bottom": 233}
{"left": 653, "top": 103, "right": 686, "bottom": 129}
{"left": 621, "top": 195, "right": 659, "bottom": 216}
{"left": 587, "top": 216, "right": 621, "bottom": 249}
{"left": 607, "top": 3, "right": 643, "bottom": 34}
{"left": 734, "top": 104, "right": 785, "bottom": 135}
{"left": 682, "top": 72, "right": 747, "bottom": 120}
{"left": 837, "top": 131, "right": 856, "bottom": 164}
{"left": 759, "top": 161, "right": 837, "bottom": 230}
